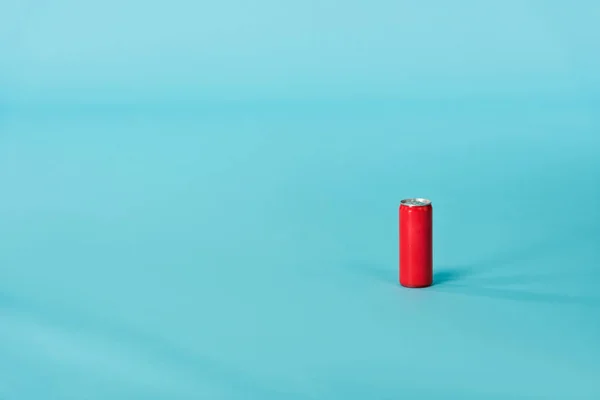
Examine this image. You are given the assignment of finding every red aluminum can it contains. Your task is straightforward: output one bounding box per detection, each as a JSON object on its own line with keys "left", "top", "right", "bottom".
{"left": 399, "top": 198, "right": 433, "bottom": 288}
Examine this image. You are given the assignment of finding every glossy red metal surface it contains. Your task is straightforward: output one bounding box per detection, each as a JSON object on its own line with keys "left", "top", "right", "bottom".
{"left": 399, "top": 199, "right": 433, "bottom": 288}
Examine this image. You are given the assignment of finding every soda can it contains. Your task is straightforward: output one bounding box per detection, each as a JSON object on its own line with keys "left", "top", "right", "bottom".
{"left": 399, "top": 198, "right": 433, "bottom": 288}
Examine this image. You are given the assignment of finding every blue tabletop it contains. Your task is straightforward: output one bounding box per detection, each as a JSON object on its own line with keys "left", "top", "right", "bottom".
{"left": 1, "top": 99, "right": 599, "bottom": 399}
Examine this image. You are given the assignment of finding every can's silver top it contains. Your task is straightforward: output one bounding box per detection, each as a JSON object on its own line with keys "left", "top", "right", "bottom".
{"left": 400, "top": 198, "right": 432, "bottom": 207}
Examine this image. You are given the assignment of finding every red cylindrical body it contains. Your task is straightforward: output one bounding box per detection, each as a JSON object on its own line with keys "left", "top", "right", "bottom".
{"left": 399, "top": 198, "right": 433, "bottom": 288}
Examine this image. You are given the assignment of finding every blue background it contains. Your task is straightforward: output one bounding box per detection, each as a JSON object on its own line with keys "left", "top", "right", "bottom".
{"left": 1, "top": 1, "right": 600, "bottom": 399}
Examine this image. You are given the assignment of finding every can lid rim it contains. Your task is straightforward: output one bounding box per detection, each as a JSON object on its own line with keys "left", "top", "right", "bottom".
{"left": 400, "top": 198, "right": 432, "bottom": 207}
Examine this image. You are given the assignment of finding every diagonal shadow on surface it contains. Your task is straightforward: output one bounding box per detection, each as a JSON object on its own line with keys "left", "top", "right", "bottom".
{"left": 346, "top": 223, "right": 600, "bottom": 307}
{"left": 346, "top": 262, "right": 600, "bottom": 307}
{"left": 347, "top": 224, "right": 600, "bottom": 288}
{"left": 433, "top": 268, "right": 475, "bottom": 285}
{"left": 426, "top": 224, "right": 600, "bottom": 306}
{"left": 446, "top": 269, "right": 600, "bottom": 286}
{"left": 429, "top": 283, "right": 600, "bottom": 308}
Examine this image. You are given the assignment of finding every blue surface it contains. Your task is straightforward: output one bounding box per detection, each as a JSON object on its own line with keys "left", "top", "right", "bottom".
{"left": 2, "top": 1, "right": 600, "bottom": 399}
{"left": 2, "top": 101, "right": 600, "bottom": 399}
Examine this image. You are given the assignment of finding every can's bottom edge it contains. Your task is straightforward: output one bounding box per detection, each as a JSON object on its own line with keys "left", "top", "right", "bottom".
{"left": 399, "top": 282, "right": 432, "bottom": 289}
